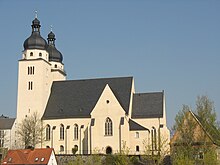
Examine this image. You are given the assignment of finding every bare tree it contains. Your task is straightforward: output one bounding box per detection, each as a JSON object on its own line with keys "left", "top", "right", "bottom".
{"left": 17, "top": 112, "right": 44, "bottom": 149}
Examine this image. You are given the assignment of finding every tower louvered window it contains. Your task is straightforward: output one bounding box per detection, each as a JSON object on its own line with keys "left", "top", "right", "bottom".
{"left": 28, "top": 66, "right": 35, "bottom": 75}
{"left": 28, "top": 81, "right": 33, "bottom": 90}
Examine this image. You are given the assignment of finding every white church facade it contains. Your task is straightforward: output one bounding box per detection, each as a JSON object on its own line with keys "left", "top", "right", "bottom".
{"left": 12, "top": 16, "right": 170, "bottom": 155}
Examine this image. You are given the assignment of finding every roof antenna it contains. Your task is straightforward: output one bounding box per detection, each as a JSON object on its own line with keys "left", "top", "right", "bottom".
{"left": 35, "top": 10, "right": 38, "bottom": 18}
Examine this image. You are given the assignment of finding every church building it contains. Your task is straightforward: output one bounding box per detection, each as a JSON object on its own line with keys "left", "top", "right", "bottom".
{"left": 15, "top": 16, "right": 170, "bottom": 155}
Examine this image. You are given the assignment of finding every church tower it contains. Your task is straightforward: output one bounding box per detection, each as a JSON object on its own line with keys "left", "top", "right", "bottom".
{"left": 16, "top": 15, "right": 66, "bottom": 122}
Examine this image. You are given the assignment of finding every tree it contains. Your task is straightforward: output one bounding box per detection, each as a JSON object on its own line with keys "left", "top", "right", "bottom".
{"left": 17, "top": 112, "right": 44, "bottom": 149}
{"left": 171, "top": 105, "right": 201, "bottom": 165}
{"left": 171, "top": 95, "right": 220, "bottom": 165}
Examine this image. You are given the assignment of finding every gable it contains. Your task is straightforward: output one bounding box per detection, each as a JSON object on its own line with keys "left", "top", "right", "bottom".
{"left": 171, "top": 111, "right": 220, "bottom": 146}
{"left": 42, "top": 77, "right": 133, "bottom": 119}
{"left": 90, "top": 84, "right": 126, "bottom": 117}
{"left": 132, "top": 92, "right": 163, "bottom": 118}
{"left": 191, "top": 112, "right": 220, "bottom": 146}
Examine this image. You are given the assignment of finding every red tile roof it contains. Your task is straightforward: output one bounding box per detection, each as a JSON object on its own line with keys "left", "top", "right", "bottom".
{"left": 1, "top": 148, "right": 54, "bottom": 165}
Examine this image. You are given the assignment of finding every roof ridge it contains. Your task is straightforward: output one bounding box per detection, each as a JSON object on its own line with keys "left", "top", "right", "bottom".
{"left": 54, "top": 76, "right": 133, "bottom": 83}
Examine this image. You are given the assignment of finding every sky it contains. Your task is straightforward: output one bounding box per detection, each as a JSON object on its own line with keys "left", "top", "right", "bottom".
{"left": 0, "top": 0, "right": 219, "bottom": 129}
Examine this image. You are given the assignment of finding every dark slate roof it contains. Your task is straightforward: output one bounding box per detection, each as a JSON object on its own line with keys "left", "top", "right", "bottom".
{"left": 42, "top": 77, "right": 133, "bottom": 120}
{"left": 129, "top": 119, "right": 148, "bottom": 131}
{"left": 0, "top": 118, "right": 15, "bottom": 129}
{"left": 132, "top": 92, "right": 163, "bottom": 118}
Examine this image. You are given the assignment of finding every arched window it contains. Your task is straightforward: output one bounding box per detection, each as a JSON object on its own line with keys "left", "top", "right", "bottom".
{"left": 30, "top": 52, "right": 33, "bottom": 56}
{"left": 151, "top": 127, "right": 157, "bottom": 151}
{"left": 60, "top": 124, "right": 64, "bottom": 140}
{"left": 105, "top": 117, "right": 113, "bottom": 136}
{"left": 73, "top": 124, "right": 78, "bottom": 140}
{"left": 136, "top": 145, "right": 140, "bottom": 152}
{"left": 39, "top": 52, "right": 42, "bottom": 57}
{"left": 45, "top": 125, "right": 51, "bottom": 141}
{"left": 60, "top": 145, "right": 64, "bottom": 152}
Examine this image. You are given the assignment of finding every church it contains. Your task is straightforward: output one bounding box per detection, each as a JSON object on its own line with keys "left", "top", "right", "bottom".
{"left": 13, "top": 16, "right": 170, "bottom": 155}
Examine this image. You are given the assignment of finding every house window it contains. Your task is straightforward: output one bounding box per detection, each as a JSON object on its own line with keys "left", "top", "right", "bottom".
{"left": 198, "top": 151, "right": 204, "bottom": 160}
{"left": 0, "top": 139, "right": 4, "bottom": 148}
{"left": 0, "top": 130, "right": 4, "bottom": 138}
{"left": 135, "top": 132, "right": 139, "bottom": 138}
{"left": 46, "top": 125, "right": 51, "bottom": 141}
{"left": 105, "top": 117, "right": 113, "bottom": 136}
{"left": 28, "top": 81, "right": 33, "bottom": 90}
{"left": 60, "top": 145, "right": 64, "bottom": 152}
{"left": 73, "top": 124, "right": 78, "bottom": 140}
{"left": 136, "top": 145, "right": 140, "bottom": 152}
{"left": 60, "top": 124, "right": 64, "bottom": 140}
{"left": 8, "top": 158, "right": 12, "bottom": 163}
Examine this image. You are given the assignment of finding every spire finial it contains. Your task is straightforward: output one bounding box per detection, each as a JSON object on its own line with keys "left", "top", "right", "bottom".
{"left": 50, "top": 25, "right": 53, "bottom": 32}
{"left": 35, "top": 10, "right": 38, "bottom": 18}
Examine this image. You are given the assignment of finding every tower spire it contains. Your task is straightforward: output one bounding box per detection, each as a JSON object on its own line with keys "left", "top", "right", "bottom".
{"left": 35, "top": 10, "right": 38, "bottom": 18}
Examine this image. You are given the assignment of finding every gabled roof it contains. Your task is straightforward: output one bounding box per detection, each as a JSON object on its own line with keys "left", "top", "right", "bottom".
{"left": 190, "top": 111, "right": 220, "bottom": 146}
{"left": 131, "top": 92, "right": 163, "bottom": 118}
{"left": 2, "top": 148, "right": 54, "bottom": 165}
{"left": 0, "top": 118, "right": 15, "bottom": 129}
{"left": 129, "top": 119, "right": 149, "bottom": 131}
{"left": 42, "top": 77, "right": 133, "bottom": 120}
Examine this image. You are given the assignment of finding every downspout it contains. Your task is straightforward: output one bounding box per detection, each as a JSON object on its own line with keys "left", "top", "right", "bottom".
{"left": 119, "top": 124, "right": 121, "bottom": 153}
{"left": 158, "top": 118, "right": 161, "bottom": 157}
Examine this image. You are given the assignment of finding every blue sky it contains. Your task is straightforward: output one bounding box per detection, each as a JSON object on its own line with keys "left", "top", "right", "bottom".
{"left": 0, "top": 0, "right": 219, "bottom": 129}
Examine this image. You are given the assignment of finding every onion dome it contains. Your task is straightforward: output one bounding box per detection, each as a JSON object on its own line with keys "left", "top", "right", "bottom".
{"left": 23, "top": 18, "right": 47, "bottom": 50}
{"left": 47, "top": 31, "right": 63, "bottom": 63}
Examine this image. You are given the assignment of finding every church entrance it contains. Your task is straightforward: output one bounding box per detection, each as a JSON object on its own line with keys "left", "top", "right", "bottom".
{"left": 106, "top": 146, "right": 112, "bottom": 154}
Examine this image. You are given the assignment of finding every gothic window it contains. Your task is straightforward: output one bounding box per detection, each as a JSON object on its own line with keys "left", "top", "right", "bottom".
{"left": 46, "top": 125, "right": 51, "bottom": 141}
{"left": 105, "top": 117, "right": 113, "bottom": 136}
{"left": 60, "top": 124, "right": 64, "bottom": 140}
{"left": 73, "top": 124, "right": 78, "bottom": 140}
{"left": 151, "top": 127, "right": 157, "bottom": 151}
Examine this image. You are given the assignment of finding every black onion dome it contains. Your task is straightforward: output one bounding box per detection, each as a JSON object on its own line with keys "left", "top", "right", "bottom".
{"left": 47, "top": 31, "right": 63, "bottom": 63}
{"left": 32, "top": 18, "right": 40, "bottom": 26}
{"left": 23, "top": 18, "right": 47, "bottom": 50}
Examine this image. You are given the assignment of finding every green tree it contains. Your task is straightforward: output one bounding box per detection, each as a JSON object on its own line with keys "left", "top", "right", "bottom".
{"left": 171, "top": 95, "right": 220, "bottom": 165}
